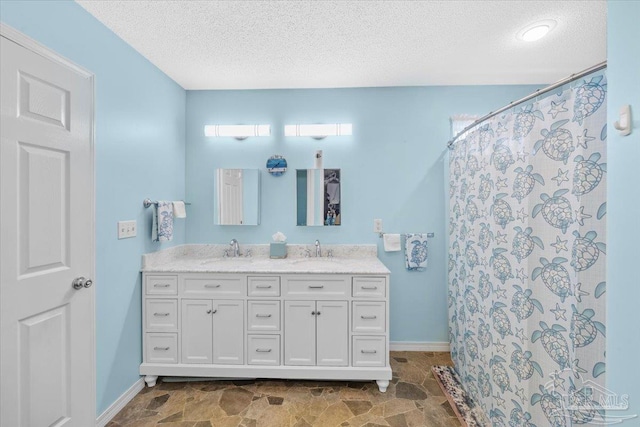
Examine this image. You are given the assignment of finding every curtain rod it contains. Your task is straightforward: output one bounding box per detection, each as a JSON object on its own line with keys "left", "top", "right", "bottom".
{"left": 446, "top": 60, "right": 607, "bottom": 149}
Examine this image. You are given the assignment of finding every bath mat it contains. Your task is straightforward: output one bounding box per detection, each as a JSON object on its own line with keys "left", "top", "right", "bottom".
{"left": 432, "top": 365, "right": 487, "bottom": 427}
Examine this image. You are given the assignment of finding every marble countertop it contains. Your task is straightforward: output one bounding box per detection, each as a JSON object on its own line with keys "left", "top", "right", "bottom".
{"left": 141, "top": 244, "right": 390, "bottom": 275}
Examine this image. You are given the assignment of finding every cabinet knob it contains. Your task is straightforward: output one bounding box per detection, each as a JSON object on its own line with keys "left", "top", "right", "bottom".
{"left": 316, "top": 311, "right": 321, "bottom": 316}
{"left": 207, "top": 309, "right": 217, "bottom": 314}
{"left": 311, "top": 311, "right": 316, "bottom": 315}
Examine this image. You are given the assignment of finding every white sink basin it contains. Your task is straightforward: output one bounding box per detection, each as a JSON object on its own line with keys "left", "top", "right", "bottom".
{"left": 200, "top": 257, "right": 254, "bottom": 265}
{"left": 288, "top": 258, "right": 344, "bottom": 269}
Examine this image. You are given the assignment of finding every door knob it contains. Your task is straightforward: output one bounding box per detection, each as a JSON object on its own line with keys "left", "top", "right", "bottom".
{"left": 72, "top": 277, "right": 92, "bottom": 290}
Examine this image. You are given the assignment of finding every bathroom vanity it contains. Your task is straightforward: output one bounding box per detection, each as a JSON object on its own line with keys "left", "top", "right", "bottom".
{"left": 139, "top": 244, "right": 392, "bottom": 392}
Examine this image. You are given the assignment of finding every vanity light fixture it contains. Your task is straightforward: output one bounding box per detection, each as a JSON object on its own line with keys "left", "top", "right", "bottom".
{"left": 204, "top": 124, "right": 271, "bottom": 140}
{"left": 284, "top": 123, "right": 352, "bottom": 139}
{"left": 517, "top": 20, "right": 557, "bottom": 42}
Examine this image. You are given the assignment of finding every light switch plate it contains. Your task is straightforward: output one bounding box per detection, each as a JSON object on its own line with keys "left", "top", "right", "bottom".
{"left": 373, "top": 219, "right": 383, "bottom": 233}
{"left": 118, "top": 220, "right": 137, "bottom": 239}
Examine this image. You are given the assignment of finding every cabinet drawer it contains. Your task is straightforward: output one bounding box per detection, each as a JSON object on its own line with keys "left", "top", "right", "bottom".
{"left": 145, "top": 275, "right": 178, "bottom": 295}
{"left": 352, "top": 302, "right": 386, "bottom": 333}
{"left": 352, "top": 277, "right": 386, "bottom": 298}
{"left": 352, "top": 336, "right": 386, "bottom": 367}
{"left": 248, "top": 276, "right": 281, "bottom": 297}
{"left": 283, "top": 275, "right": 349, "bottom": 299}
{"left": 145, "top": 299, "right": 178, "bottom": 331}
{"left": 146, "top": 333, "right": 178, "bottom": 363}
{"left": 183, "top": 275, "right": 244, "bottom": 296}
{"left": 247, "top": 300, "right": 280, "bottom": 331}
{"left": 247, "top": 335, "right": 280, "bottom": 365}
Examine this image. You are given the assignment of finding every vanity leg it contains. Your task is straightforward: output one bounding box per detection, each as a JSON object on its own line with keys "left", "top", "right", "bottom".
{"left": 376, "top": 380, "right": 389, "bottom": 393}
{"left": 144, "top": 375, "right": 158, "bottom": 387}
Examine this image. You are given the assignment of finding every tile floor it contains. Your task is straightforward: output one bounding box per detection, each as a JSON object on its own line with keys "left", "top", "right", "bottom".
{"left": 107, "top": 351, "right": 460, "bottom": 427}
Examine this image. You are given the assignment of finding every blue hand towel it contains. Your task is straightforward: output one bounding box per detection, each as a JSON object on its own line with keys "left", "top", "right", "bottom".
{"left": 405, "top": 233, "right": 428, "bottom": 271}
{"left": 152, "top": 201, "right": 174, "bottom": 242}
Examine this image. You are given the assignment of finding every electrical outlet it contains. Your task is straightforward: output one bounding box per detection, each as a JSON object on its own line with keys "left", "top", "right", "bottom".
{"left": 118, "top": 220, "right": 137, "bottom": 239}
{"left": 373, "top": 218, "right": 383, "bottom": 233}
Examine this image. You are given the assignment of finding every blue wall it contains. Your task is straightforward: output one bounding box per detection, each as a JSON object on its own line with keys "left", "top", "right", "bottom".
{"left": 607, "top": 0, "right": 640, "bottom": 421}
{"left": 185, "top": 85, "right": 539, "bottom": 343}
{"left": 0, "top": 1, "right": 187, "bottom": 415}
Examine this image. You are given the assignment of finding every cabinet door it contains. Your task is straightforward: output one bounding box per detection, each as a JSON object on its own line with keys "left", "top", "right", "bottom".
{"left": 284, "top": 301, "right": 316, "bottom": 366}
{"left": 181, "top": 299, "right": 213, "bottom": 364}
{"left": 316, "top": 301, "right": 349, "bottom": 366}
{"left": 212, "top": 300, "right": 244, "bottom": 364}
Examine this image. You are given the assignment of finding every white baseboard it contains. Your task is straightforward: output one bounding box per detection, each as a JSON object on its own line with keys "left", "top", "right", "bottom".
{"left": 96, "top": 378, "right": 145, "bottom": 427}
{"left": 389, "top": 341, "right": 450, "bottom": 352}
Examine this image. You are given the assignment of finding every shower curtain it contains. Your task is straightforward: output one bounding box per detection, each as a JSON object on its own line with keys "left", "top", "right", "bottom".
{"left": 448, "top": 71, "right": 607, "bottom": 426}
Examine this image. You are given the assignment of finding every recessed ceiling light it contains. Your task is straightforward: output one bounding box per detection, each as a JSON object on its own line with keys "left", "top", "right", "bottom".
{"left": 517, "top": 20, "right": 557, "bottom": 42}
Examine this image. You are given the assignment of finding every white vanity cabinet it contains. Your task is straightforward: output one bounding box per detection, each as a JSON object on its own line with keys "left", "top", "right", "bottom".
{"left": 140, "top": 271, "right": 391, "bottom": 391}
{"left": 284, "top": 300, "right": 349, "bottom": 366}
{"left": 181, "top": 299, "right": 244, "bottom": 364}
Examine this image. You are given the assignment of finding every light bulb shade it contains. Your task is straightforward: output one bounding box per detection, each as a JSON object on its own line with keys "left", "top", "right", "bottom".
{"left": 284, "top": 123, "right": 352, "bottom": 138}
{"left": 517, "top": 19, "right": 556, "bottom": 42}
{"left": 204, "top": 124, "right": 271, "bottom": 138}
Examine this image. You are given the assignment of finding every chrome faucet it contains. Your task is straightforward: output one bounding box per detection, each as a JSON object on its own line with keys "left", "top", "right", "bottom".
{"left": 314, "top": 240, "right": 322, "bottom": 258}
{"left": 230, "top": 239, "right": 240, "bottom": 257}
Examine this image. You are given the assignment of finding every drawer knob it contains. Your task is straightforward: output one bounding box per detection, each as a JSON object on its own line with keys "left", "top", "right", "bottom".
{"left": 154, "top": 312, "right": 170, "bottom": 317}
{"left": 256, "top": 314, "right": 272, "bottom": 318}
{"left": 308, "top": 285, "right": 324, "bottom": 289}
{"left": 154, "top": 283, "right": 171, "bottom": 288}
{"left": 256, "top": 285, "right": 272, "bottom": 289}
{"left": 361, "top": 349, "right": 377, "bottom": 354}
{"left": 361, "top": 315, "right": 377, "bottom": 320}
{"left": 154, "top": 346, "right": 170, "bottom": 351}
{"left": 256, "top": 348, "right": 272, "bottom": 353}
{"left": 362, "top": 286, "right": 378, "bottom": 290}
{"left": 205, "top": 284, "right": 221, "bottom": 288}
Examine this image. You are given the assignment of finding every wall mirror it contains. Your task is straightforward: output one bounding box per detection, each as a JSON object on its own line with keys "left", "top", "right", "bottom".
{"left": 296, "top": 169, "right": 341, "bottom": 226}
{"left": 214, "top": 169, "right": 261, "bottom": 225}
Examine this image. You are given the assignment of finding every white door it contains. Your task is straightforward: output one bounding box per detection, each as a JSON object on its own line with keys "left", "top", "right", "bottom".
{"left": 284, "top": 300, "right": 316, "bottom": 366}
{"left": 0, "top": 32, "right": 95, "bottom": 427}
{"left": 316, "top": 301, "right": 348, "bottom": 366}
{"left": 212, "top": 299, "right": 244, "bottom": 364}
{"left": 181, "top": 299, "right": 213, "bottom": 363}
{"left": 218, "top": 168, "right": 243, "bottom": 225}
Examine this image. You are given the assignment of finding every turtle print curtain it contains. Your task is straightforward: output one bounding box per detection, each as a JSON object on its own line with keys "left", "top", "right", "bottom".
{"left": 448, "top": 72, "right": 607, "bottom": 426}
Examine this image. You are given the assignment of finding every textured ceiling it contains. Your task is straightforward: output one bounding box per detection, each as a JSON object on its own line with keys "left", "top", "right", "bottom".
{"left": 76, "top": 0, "right": 606, "bottom": 90}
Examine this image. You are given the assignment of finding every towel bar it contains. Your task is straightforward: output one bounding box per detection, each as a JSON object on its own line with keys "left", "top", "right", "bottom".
{"left": 143, "top": 198, "right": 191, "bottom": 208}
{"left": 378, "top": 232, "right": 435, "bottom": 238}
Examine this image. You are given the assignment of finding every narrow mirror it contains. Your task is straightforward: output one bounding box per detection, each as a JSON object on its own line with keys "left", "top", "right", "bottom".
{"left": 214, "top": 169, "right": 261, "bottom": 225}
{"left": 296, "top": 169, "right": 341, "bottom": 226}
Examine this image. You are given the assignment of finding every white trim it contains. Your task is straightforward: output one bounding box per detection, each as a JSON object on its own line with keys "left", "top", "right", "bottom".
{"left": 0, "top": 23, "right": 93, "bottom": 78}
{"left": 96, "top": 378, "right": 145, "bottom": 427}
{"left": 141, "top": 363, "right": 391, "bottom": 380}
{"left": 389, "top": 341, "right": 450, "bottom": 352}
